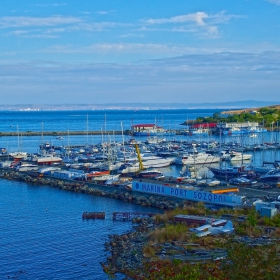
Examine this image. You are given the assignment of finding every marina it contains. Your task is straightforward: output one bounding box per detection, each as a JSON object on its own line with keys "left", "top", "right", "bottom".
{"left": 1, "top": 109, "right": 280, "bottom": 279}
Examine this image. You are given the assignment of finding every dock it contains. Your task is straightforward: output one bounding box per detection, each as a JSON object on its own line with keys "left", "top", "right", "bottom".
{"left": 112, "top": 212, "right": 155, "bottom": 221}
{"left": 82, "top": 211, "right": 105, "bottom": 219}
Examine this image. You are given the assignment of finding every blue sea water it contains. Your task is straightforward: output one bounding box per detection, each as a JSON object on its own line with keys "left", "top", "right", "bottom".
{"left": 0, "top": 109, "right": 219, "bottom": 133}
{"left": 0, "top": 109, "right": 279, "bottom": 279}
{"left": 0, "top": 180, "right": 161, "bottom": 280}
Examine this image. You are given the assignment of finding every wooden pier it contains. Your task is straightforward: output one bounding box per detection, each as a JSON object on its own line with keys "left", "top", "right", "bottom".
{"left": 82, "top": 211, "right": 105, "bottom": 219}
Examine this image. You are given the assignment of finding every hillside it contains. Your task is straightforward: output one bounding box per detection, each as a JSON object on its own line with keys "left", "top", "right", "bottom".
{"left": 221, "top": 104, "right": 280, "bottom": 115}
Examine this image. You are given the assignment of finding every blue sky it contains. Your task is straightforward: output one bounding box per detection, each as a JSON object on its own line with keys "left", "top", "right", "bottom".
{"left": 1, "top": 0, "right": 280, "bottom": 105}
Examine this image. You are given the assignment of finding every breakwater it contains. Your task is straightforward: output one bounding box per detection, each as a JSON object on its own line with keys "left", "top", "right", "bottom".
{"left": 0, "top": 130, "right": 126, "bottom": 137}
{"left": 0, "top": 170, "right": 184, "bottom": 211}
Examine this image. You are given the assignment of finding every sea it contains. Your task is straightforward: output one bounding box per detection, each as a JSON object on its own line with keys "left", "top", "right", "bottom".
{"left": 0, "top": 109, "right": 279, "bottom": 279}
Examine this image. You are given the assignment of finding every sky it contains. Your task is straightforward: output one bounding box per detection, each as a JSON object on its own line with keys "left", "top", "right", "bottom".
{"left": 1, "top": 0, "right": 280, "bottom": 105}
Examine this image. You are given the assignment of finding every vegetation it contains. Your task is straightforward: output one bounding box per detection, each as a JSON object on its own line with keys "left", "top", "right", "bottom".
{"left": 192, "top": 106, "right": 280, "bottom": 129}
{"left": 122, "top": 204, "right": 280, "bottom": 279}
{"left": 126, "top": 244, "right": 280, "bottom": 280}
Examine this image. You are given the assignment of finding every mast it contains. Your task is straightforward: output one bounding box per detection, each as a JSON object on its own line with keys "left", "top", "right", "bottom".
{"left": 121, "top": 122, "right": 126, "bottom": 162}
{"left": 17, "top": 125, "right": 19, "bottom": 152}
{"left": 86, "top": 114, "right": 89, "bottom": 145}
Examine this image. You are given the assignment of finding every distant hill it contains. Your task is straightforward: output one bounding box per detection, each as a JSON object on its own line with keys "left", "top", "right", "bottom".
{"left": 0, "top": 100, "right": 278, "bottom": 111}
{"left": 221, "top": 104, "right": 280, "bottom": 115}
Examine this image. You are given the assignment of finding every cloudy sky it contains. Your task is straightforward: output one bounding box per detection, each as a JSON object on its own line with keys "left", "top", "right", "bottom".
{"left": 1, "top": 0, "right": 280, "bottom": 105}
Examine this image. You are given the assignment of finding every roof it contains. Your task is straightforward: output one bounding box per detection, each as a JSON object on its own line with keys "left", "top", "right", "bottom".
{"left": 211, "top": 219, "right": 227, "bottom": 226}
{"left": 194, "top": 224, "right": 212, "bottom": 231}
{"left": 190, "top": 123, "right": 217, "bottom": 129}
{"left": 132, "top": 123, "right": 160, "bottom": 128}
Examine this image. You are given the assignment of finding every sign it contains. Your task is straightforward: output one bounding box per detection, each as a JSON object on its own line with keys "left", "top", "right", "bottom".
{"left": 132, "top": 181, "right": 242, "bottom": 205}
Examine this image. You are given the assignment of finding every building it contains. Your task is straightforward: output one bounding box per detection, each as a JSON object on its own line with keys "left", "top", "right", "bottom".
{"left": 216, "top": 121, "right": 266, "bottom": 135}
{"left": 188, "top": 123, "right": 217, "bottom": 135}
{"left": 131, "top": 123, "right": 166, "bottom": 136}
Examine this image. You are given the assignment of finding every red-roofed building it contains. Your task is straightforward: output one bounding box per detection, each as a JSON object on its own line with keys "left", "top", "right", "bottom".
{"left": 131, "top": 123, "right": 165, "bottom": 136}
{"left": 190, "top": 123, "right": 217, "bottom": 129}
{"left": 184, "top": 122, "right": 217, "bottom": 135}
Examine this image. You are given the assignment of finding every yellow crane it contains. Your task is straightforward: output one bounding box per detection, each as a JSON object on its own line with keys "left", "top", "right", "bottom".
{"left": 133, "top": 143, "right": 145, "bottom": 171}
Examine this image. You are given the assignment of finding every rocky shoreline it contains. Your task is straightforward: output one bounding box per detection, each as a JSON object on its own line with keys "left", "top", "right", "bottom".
{"left": 102, "top": 217, "right": 157, "bottom": 277}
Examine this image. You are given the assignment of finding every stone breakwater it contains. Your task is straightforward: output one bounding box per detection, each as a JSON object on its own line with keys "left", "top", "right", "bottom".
{"left": 102, "top": 217, "right": 156, "bottom": 277}
{"left": 0, "top": 170, "right": 185, "bottom": 211}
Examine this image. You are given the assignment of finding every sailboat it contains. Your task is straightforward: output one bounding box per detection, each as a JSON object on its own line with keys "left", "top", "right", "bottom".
{"left": 9, "top": 125, "right": 28, "bottom": 160}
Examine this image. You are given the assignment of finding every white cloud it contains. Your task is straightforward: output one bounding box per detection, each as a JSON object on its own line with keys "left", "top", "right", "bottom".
{"left": 141, "top": 11, "right": 242, "bottom": 37}
{"left": 119, "top": 33, "right": 144, "bottom": 38}
{"left": 0, "top": 16, "right": 82, "bottom": 28}
{"left": 144, "top": 12, "right": 209, "bottom": 26}
{"left": 0, "top": 52, "right": 279, "bottom": 104}
{"left": 266, "top": 0, "right": 280, "bottom": 5}
{"left": 35, "top": 3, "right": 67, "bottom": 7}
{"left": 96, "top": 10, "right": 116, "bottom": 15}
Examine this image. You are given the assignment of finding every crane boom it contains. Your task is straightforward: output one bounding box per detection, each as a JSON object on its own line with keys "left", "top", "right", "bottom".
{"left": 134, "top": 144, "right": 144, "bottom": 171}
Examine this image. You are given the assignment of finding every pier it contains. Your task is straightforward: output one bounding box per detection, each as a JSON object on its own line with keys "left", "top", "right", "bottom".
{"left": 113, "top": 212, "right": 155, "bottom": 221}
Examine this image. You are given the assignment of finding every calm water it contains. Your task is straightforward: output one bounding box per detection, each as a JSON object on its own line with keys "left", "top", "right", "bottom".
{"left": 0, "top": 180, "right": 161, "bottom": 280}
{"left": 0, "top": 109, "right": 279, "bottom": 279}
{"left": 0, "top": 109, "right": 219, "bottom": 132}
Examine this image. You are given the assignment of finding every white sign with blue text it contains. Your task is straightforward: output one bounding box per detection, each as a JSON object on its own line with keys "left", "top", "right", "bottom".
{"left": 132, "top": 181, "right": 242, "bottom": 205}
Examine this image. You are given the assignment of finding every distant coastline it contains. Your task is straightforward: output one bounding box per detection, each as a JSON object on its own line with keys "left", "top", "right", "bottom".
{"left": 0, "top": 100, "right": 278, "bottom": 111}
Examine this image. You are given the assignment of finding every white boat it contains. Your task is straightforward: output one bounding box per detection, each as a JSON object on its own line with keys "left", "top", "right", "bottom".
{"left": 93, "top": 174, "right": 120, "bottom": 181}
{"left": 37, "top": 155, "right": 63, "bottom": 165}
{"left": 249, "top": 133, "right": 257, "bottom": 138}
{"left": 38, "top": 166, "right": 61, "bottom": 174}
{"left": 141, "top": 157, "right": 173, "bottom": 168}
{"left": 229, "top": 151, "right": 252, "bottom": 161}
{"left": 139, "top": 168, "right": 163, "bottom": 178}
{"left": 118, "top": 164, "right": 140, "bottom": 174}
{"left": 16, "top": 163, "right": 38, "bottom": 172}
{"left": 173, "top": 153, "right": 220, "bottom": 165}
{"left": 145, "top": 136, "right": 166, "bottom": 144}
{"left": 9, "top": 152, "right": 28, "bottom": 160}
{"left": 207, "top": 179, "right": 221, "bottom": 187}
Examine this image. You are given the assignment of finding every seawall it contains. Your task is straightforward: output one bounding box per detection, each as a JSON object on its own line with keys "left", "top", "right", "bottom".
{"left": 0, "top": 169, "right": 185, "bottom": 211}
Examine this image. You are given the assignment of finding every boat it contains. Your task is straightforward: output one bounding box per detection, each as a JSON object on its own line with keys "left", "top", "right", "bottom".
{"left": 207, "top": 179, "right": 221, "bottom": 187}
{"left": 221, "top": 150, "right": 252, "bottom": 162}
{"left": 9, "top": 152, "right": 28, "bottom": 160}
{"left": 139, "top": 167, "right": 163, "bottom": 178}
{"left": 260, "top": 169, "right": 280, "bottom": 182}
{"left": 86, "top": 170, "right": 110, "bottom": 177}
{"left": 16, "top": 163, "right": 38, "bottom": 172}
{"left": 37, "top": 155, "right": 63, "bottom": 165}
{"left": 93, "top": 174, "right": 120, "bottom": 182}
{"left": 173, "top": 153, "right": 220, "bottom": 165}
{"left": 249, "top": 133, "right": 257, "bottom": 138}
{"left": 229, "top": 151, "right": 252, "bottom": 161}
{"left": 209, "top": 166, "right": 247, "bottom": 179}
{"left": 118, "top": 164, "right": 140, "bottom": 175}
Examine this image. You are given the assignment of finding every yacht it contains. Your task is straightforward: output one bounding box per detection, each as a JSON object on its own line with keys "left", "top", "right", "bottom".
{"left": 173, "top": 153, "right": 220, "bottom": 165}
{"left": 229, "top": 151, "right": 252, "bottom": 161}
